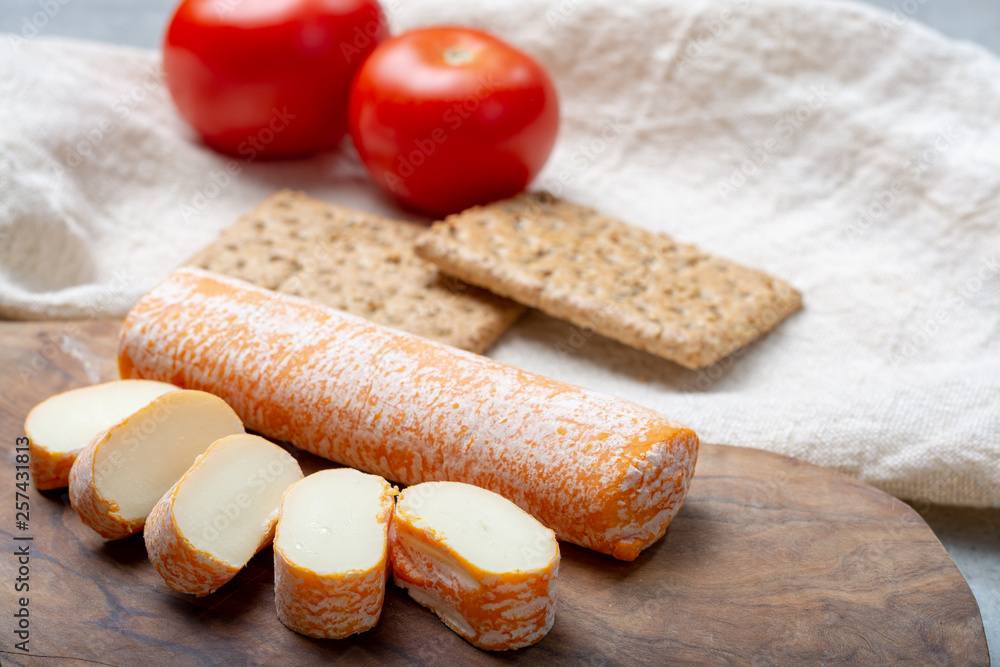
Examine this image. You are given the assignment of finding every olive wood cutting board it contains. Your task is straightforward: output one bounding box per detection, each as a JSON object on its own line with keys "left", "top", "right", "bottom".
{"left": 0, "top": 320, "right": 988, "bottom": 666}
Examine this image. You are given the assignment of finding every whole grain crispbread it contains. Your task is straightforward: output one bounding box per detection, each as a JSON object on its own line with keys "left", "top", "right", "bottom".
{"left": 414, "top": 192, "right": 802, "bottom": 368}
{"left": 186, "top": 190, "right": 524, "bottom": 353}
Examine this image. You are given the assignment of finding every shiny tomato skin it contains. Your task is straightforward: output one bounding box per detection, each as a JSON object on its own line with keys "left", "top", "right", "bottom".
{"left": 348, "top": 27, "right": 560, "bottom": 216}
{"left": 164, "top": 0, "right": 388, "bottom": 158}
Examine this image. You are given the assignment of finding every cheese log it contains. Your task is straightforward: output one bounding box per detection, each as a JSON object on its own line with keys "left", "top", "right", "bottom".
{"left": 25, "top": 379, "right": 179, "bottom": 490}
{"left": 274, "top": 469, "right": 396, "bottom": 638}
{"left": 145, "top": 434, "right": 302, "bottom": 597}
{"left": 390, "top": 481, "right": 559, "bottom": 651}
{"left": 119, "top": 267, "right": 699, "bottom": 561}
{"left": 68, "top": 389, "right": 245, "bottom": 540}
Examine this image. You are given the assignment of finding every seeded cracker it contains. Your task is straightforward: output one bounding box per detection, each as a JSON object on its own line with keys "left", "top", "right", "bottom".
{"left": 187, "top": 190, "right": 524, "bottom": 354}
{"left": 414, "top": 192, "right": 802, "bottom": 368}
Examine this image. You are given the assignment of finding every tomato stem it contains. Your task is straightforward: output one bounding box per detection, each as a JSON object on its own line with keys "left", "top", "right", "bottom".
{"left": 443, "top": 47, "right": 474, "bottom": 66}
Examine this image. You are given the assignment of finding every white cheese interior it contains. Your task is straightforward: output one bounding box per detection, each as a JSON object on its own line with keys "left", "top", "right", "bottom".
{"left": 26, "top": 380, "right": 178, "bottom": 454}
{"left": 173, "top": 434, "right": 302, "bottom": 567}
{"left": 398, "top": 482, "right": 557, "bottom": 573}
{"left": 275, "top": 468, "right": 389, "bottom": 575}
{"left": 93, "top": 391, "right": 244, "bottom": 521}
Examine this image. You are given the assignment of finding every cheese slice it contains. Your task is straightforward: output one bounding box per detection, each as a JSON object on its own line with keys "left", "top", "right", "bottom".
{"left": 68, "top": 390, "right": 244, "bottom": 540}
{"left": 25, "top": 380, "right": 179, "bottom": 490}
{"left": 145, "top": 434, "right": 302, "bottom": 597}
{"left": 274, "top": 468, "right": 397, "bottom": 638}
{"left": 390, "top": 481, "right": 559, "bottom": 651}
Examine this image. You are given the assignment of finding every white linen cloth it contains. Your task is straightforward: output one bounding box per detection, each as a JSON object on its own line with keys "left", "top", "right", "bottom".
{"left": 1, "top": 0, "right": 998, "bottom": 506}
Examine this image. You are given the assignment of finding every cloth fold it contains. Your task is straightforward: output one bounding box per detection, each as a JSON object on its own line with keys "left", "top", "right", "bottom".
{"left": 1, "top": 0, "right": 998, "bottom": 506}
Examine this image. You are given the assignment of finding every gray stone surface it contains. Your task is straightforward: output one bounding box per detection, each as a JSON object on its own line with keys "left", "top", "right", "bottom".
{"left": 0, "top": 0, "right": 176, "bottom": 49}
{"left": 918, "top": 504, "right": 1000, "bottom": 664}
{"left": 0, "top": 0, "right": 997, "bottom": 662}
{"left": 862, "top": 0, "right": 1000, "bottom": 54}
{"left": 2, "top": 0, "right": 998, "bottom": 54}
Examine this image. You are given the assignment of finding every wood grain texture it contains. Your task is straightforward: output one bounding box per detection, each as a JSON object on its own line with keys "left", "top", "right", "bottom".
{"left": 0, "top": 320, "right": 988, "bottom": 666}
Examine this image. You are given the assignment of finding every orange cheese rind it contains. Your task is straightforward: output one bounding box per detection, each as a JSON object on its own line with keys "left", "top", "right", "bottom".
{"left": 274, "top": 554, "right": 389, "bottom": 639}
{"left": 30, "top": 443, "right": 78, "bottom": 492}
{"left": 589, "top": 422, "right": 699, "bottom": 562}
{"left": 68, "top": 430, "right": 142, "bottom": 540}
{"left": 119, "top": 267, "right": 700, "bottom": 561}
{"left": 145, "top": 486, "right": 241, "bottom": 597}
{"left": 273, "top": 472, "right": 397, "bottom": 639}
{"left": 144, "top": 435, "right": 303, "bottom": 597}
{"left": 388, "top": 482, "right": 560, "bottom": 651}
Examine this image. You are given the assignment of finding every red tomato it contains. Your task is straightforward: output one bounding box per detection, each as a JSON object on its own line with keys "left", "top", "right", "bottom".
{"left": 348, "top": 27, "right": 560, "bottom": 216}
{"left": 163, "top": 0, "right": 388, "bottom": 158}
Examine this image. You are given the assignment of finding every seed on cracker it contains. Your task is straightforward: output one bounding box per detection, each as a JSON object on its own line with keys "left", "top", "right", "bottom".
{"left": 187, "top": 190, "right": 524, "bottom": 354}
{"left": 414, "top": 192, "right": 802, "bottom": 369}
